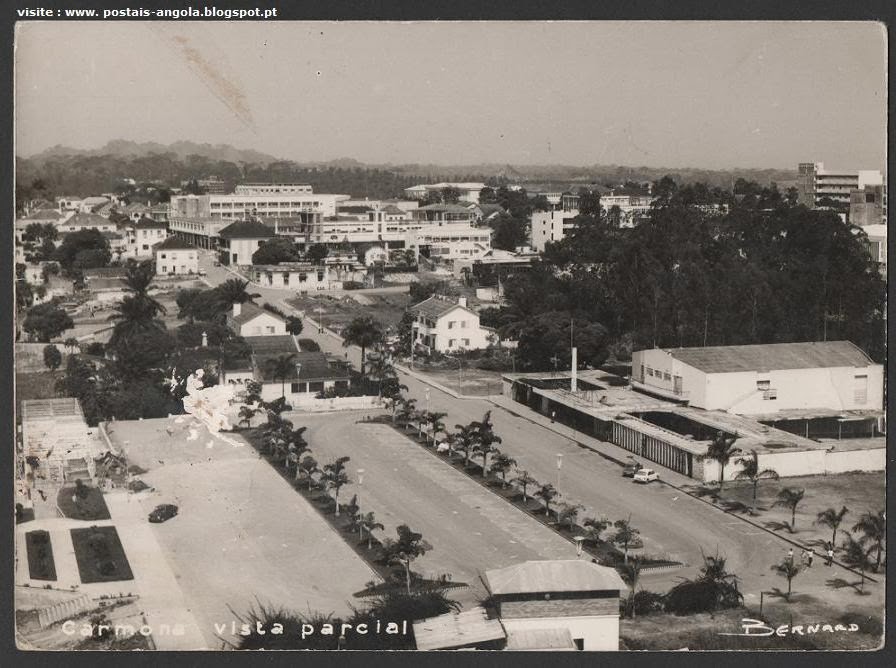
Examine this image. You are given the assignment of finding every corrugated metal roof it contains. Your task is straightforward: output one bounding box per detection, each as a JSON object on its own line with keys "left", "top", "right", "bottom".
{"left": 504, "top": 627, "right": 577, "bottom": 651}
{"left": 412, "top": 607, "right": 505, "bottom": 651}
{"left": 664, "top": 341, "right": 874, "bottom": 374}
{"left": 485, "top": 560, "right": 627, "bottom": 596}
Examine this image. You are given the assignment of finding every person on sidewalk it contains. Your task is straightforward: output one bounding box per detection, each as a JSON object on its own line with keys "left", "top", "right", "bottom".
{"left": 787, "top": 548, "right": 794, "bottom": 563}
{"left": 806, "top": 551, "right": 814, "bottom": 568}
{"left": 551, "top": 410, "right": 556, "bottom": 423}
{"left": 825, "top": 545, "right": 834, "bottom": 566}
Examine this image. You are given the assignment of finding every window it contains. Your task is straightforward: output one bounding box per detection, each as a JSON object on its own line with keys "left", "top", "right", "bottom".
{"left": 573, "top": 639, "right": 584, "bottom": 651}
{"left": 447, "top": 321, "right": 455, "bottom": 329}
{"left": 764, "top": 389, "right": 778, "bottom": 400}
{"left": 160, "top": 266, "right": 166, "bottom": 273}
{"left": 663, "top": 372, "right": 671, "bottom": 381}
{"left": 646, "top": 367, "right": 654, "bottom": 376}
{"left": 299, "top": 273, "right": 308, "bottom": 282}
{"left": 757, "top": 380, "right": 771, "bottom": 391}
{"left": 462, "top": 338, "right": 469, "bottom": 346}
{"left": 866, "top": 193, "right": 876, "bottom": 203}
{"left": 266, "top": 326, "right": 275, "bottom": 334}
{"left": 290, "top": 382, "right": 301, "bottom": 393}
{"left": 160, "top": 253, "right": 167, "bottom": 259}
{"left": 448, "top": 339, "right": 456, "bottom": 347}
{"left": 461, "top": 321, "right": 467, "bottom": 328}
{"left": 854, "top": 374, "right": 868, "bottom": 404}
{"left": 309, "top": 381, "right": 324, "bottom": 393}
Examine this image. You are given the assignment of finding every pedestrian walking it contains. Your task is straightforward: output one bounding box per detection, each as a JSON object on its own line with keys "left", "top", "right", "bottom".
{"left": 787, "top": 548, "right": 794, "bottom": 563}
{"left": 551, "top": 410, "right": 556, "bottom": 423}
{"left": 826, "top": 546, "right": 834, "bottom": 566}
{"left": 807, "top": 551, "right": 813, "bottom": 568}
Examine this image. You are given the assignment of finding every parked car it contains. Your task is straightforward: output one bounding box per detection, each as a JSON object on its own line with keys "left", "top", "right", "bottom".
{"left": 632, "top": 468, "right": 659, "bottom": 484}
{"left": 622, "top": 458, "right": 643, "bottom": 477}
{"left": 148, "top": 504, "right": 179, "bottom": 523}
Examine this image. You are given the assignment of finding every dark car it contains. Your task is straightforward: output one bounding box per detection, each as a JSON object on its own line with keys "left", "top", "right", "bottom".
{"left": 148, "top": 504, "right": 179, "bottom": 523}
{"left": 622, "top": 459, "right": 643, "bottom": 477}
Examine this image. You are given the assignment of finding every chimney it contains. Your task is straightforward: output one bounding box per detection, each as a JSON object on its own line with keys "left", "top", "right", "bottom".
{"left": 233, "top": 303, "right": 242, "bottom": 317}
{"left": 458, "top": 297, "right": 467, "bottom": 307}
{"left": 571, "top": 347, "right": 578, "bottom": 393}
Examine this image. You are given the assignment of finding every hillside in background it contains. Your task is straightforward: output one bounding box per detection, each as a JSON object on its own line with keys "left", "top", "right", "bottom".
{"left": 16, "top": 140, "right": 798, "bottom": 205}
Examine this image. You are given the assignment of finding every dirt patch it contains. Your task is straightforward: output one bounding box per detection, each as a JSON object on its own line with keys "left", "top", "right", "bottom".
{"left": 288, "top": 293, "right": 410, "bottom": 333}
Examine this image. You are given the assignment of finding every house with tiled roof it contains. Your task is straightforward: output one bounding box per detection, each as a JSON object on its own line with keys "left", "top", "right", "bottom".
{"left": 21, "top": 208, "right": 67, "bottom": 224}
{"left": 132, "top": 216, "right": 169, "bottom": 257}
{"left": 225, "top": 301, "right": 287, "bottom": 337}
{"left": 631, "top": 341, "right": 884, "bottom": 415}
{"left": 153, "top": 235, "right": 198, "bottom": 275}
{"left": 408, "top": 295, "right": 495, "bottom": 354}
{"left": 483, "top": 560, "right": 626, "bottom": 651}
{"left": 218, "top": 219, "right": 276, "bottom": 266}
{"left": 57, "top": 212, "right": 117, "bottom": 235}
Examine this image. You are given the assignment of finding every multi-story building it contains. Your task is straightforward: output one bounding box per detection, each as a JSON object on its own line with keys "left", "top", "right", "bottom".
{"left": 247, "top": 263, "right": 333, "bottom": 291}
{"left": 217, "top": 220, "right": 276, "bottom": 266}
{"left": 797, "top": 162, "right": 884, "bottom": 208}
{"left": 599, "top": 194, "right": 655, "bottom": 226}
{"left": 169, "top": 191, "right": 341, "bottom": 221}
{"left": 130, "top": 216, "right": 169, "bottom": 258}
{"left": 167, "top": 216, "right": 228, "bottom": 249}
{"left": 153, "top": 236, "right": 199, "bottom": 276}
{"left": 409, "top": 296, "right": 495, "bottom": 353}
{"left": 531, "top": 210, "right": 580, "bottom": 252}
{"left": 849, "top": 184, "right": 887, "bottom": 227}
{"left": 404, "top": 182, "right": 487, "bottom": 204}
{"left": 180, "top": 175, "right": 228, "bottom": 194}
{"left": 412, "top": 225, "right": 491, "bottom": 261}
{"left": 234, "top": 183, "right": 313, "bottom": 195}
{"left": 412, "top": 203, "right": 476, "bottom": 224}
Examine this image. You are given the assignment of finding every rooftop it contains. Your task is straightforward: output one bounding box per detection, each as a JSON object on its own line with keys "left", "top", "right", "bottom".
{"left": 255, "top": 351, "right": 350, "bottom": 382}
{"left": 153, "top": 235, "right": 196, "bottom": 251}
{"left": 21, "top": 397, "right": 83, "bottom": 421}
{"left": 661, "top": 341, "right": 875, "bottom": 374}
{"left": 412, "top": 607, "right": 505, "bottom": 651}
{"left": 218, "top": 220, "right": 277, "bottom": 239}
{"left": 22, "top": 208, "right": 64, "bottom": 221}
{"left": 228, "top": 301, "right": 285, "bottom": 326}
{"left": 244, "top": 335, "right": 299, "bottom": 355}
{"left": 504, "top": 628, "right": 577, "bottom": 651}
{"left": 417, "top": 203, "right": 474, "bottom": 214}
{"left": 135, "top": 216, "right": 167, "bottom": 229}
{"left": 485, "top": 560, "right": 627, "bottom": 596}
{"left": 409, "top": 295, "right": 470, "bottom": 319}
{"left": 63, "top": 212, "right": 110, "bottom": 227}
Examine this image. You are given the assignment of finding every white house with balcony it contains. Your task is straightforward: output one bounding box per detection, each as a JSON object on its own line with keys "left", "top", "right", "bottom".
{"left": 631, "top": 341, "right": 883, "bottom": 415}
{"left": 409, "top": 295, "right": 495, "bottom": 354}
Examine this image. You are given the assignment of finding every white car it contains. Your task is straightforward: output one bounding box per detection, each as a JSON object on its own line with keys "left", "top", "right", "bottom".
{"left": 633, "top": 468, "right": 659, "bottom": 483}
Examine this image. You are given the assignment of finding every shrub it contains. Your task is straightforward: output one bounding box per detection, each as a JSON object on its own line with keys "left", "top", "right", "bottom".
{"left": 298, "top": 338, "right": 321, "bottom": 352}
{"left": 631, "top": 590, "right": 666, "bottom": 617}
{"left": 342, "top": 281, "right": 364, "bottom": 290}
{"left": 85, "top": 342, "right": 106, "bottom": 356}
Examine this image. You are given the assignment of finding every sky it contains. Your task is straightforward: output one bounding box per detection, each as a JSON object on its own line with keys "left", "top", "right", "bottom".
{"left": 14, "top": 21, "right": 887, "bottom": 170}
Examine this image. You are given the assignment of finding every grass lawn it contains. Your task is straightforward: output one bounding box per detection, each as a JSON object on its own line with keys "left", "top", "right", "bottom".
{"left": 16, "top": 371, "right": 59, "bottom": 405}
{"left": 621, "top": 605, "right": 883, "bottom": 650}
{"left": 25, "top": 531, "right": 57, "bottom": 581}
{"left": 683, "top": 472, "right": 885, "bottom": 552}
{"left": 70, "top": 527, "right": 134, "bottom": 584}
{"left": 57, "top": 485, "right": 111, "bottom": 521}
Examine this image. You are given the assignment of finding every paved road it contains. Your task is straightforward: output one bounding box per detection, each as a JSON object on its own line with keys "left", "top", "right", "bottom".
{"left": 301, "top": 412, "right": 582, "bottom": 608}
{"left": 198, "top": 250, "right": 885, "bottom": 611}
{"left": 107, "top": 417, "right": 377, "bottom": 649}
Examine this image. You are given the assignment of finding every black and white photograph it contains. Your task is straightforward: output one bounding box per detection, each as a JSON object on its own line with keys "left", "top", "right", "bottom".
{"left": 12, "top": 17, "right": 887, "bottom": 653}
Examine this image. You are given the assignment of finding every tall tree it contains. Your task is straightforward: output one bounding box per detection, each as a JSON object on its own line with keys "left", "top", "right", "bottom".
{"left": 771, "top": 558, "right": 801, "bottom": 601}
{"left": 704, "top": 431, "right": 741, "bottom": 492}
{"left": 264, "top": 353, "right": 297, "bottom": 399}
{"left": 613, "top": 517, "right": 640, "bottom": 564}
{"left": 852, "top": 510, "right": 885, "bottom": 572}
{"left": 381, "top": 524, "right": 432, "bottom": 594}
{"left": 815, "top": 506, "right": 850, "bottom": 551}
{"left": 43, "top": 344, "right": 62, "bottom": 372}
{"left": 734, "top": 450, "right": 779, "bottom": 512}
{"left": 342, "top": 315, "right": 384, "bottom": 379}
{"left": 322, "top": 456, "right": 352, "bottom": 516}
{"left": 773, "top": 488, "right": 806, "bottom": 532}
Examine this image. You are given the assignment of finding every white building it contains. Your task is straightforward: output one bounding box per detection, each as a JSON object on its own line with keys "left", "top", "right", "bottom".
{"left": 404, "top": 182, "right": 487, "bottom": 204}
{"left": 247, "top": 263, "right": 334, "bottom": 291}
{"left": 234, "top": 183, "right": 313, "bottom": 195}
{"left": 530, "top": 210, "right": 580, "bottom": 252}
{"left": 153, "top": 236, "right": 199, "bottom": 276}
{"left": 217, "top": 220, "right": 277, "bottom": 266}
{"left": 130, "top": 216, "right": 169, "bottom": 258}
{"left": 631, "top": 341, "right": 883, "bottom": 415}
{"left": 797, "top": 162, "right": 884, "bottom": 208}
{"left": 411, "top": 225, "right": 492, "bottom": 261}
{"left": 169, "top": 190, "right": 341, "bottom": 221}
{"left": 484, "top": 560, "right": 627, "bottom": 652}
{"left": 226, "top": 302, "right": 287, "bottom": 337}
{"left": 409, "top": 296, "right": 495, "bottom": 353}
{"left": 56, "top": 212, "right": 117, "bottom": 235}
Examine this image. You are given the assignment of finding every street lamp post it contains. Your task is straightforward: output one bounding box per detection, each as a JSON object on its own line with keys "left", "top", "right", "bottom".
{"left": 556, "top": 453, "right": 563, "bottom": 494}
{"left": 357, "top": 469, "right": 365, "bottom": 541}
{"left": 424, "top": 389, "right": 431, "bottom": 413}
{"left": 317, "top": 305, "right": 324, "bottom": 334}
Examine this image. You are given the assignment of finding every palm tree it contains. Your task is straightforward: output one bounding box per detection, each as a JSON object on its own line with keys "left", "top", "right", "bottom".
{"left": 613, "top": 517, "right": 640, "bottom": 564}
{"left": 583, "top": 517, "right": 610, "bottom": 544}
{"left": 238, "top": 405, "right": 260, "bottom": 429}
{"left": 298, "top": 455, "right": 320, "bottom": 491}
{"left": 734, "top": 450, "right": 779, "bottom": 512}
{"left": 773, "top": 487, "right": 806, "bottom": 532}
{"left": 620, "top": 557, "right": 643, "bottom": 618}
{"left": 381, "top": 524, "right": 432, "bottom": 594}
{"left": 704, "top": 431, "right": 741, "bottom": 492}
{"left": 771, "top": 558, "right": 801, "bottom": 601}
{"left": 367, "top": 353, "right": 399, "bottom": 397}
{"left": 852, "top": 510, "right": 885, "bottom": 572}
{"left": 216, "top": 278, "right": 257, "bottom": 305}
{"left": 63, "top": 337, "right": 79, "bottom": 354}
{"left": 426, "top": 411, "right": 447, "bottom": 447}
{"left": 341, "top": 315, "right": 384, "bottom": 379}
{"left": 558, "top": 502, "right": 585, "bottom": 531}
{"left": 265, "top": 354, "right": 297, "bottom": 398}
{"left": 322, "top": 456, "right": 352, "bottom": 516}
{"left": 815, "top": 506, "right": 850, "bottom": 551}
{"left": 108, "top": 293, "right": 166, "bottom": 347}
{"left": 413, "top": 409, "right": 428, "bottom": 438}
{"left": 841, "top": 533, "right": 874, "bottom": 591}
{"left": 488, "top": 451, "right": 517, "bottom": 487}
{"left": 358, "top": 512, "right": 385, "bottom": 549}
{"left": 451, "top": 424, "right": 478, "bottom": 468}
{"left": 698, "top": 550, "right": 741, "bottom": 613}
{"left": 513, "top": 470, "right": 539, "bottom": 503}
{"left": 471, "top": 411, "right": 502, "bottom": 476}
{"left": 534, "top": 483, "right": 559, "bottom": 517}
{"left": 395, "top": 397, "right": 417, "bottom": 430}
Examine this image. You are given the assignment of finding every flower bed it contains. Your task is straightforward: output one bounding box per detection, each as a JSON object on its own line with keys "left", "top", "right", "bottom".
{"left": 385, "top": 416, "right": 681, "bottom": 571}
{"left": 70, "top": 526, "right": 134, "bottom": 583}
{"left": 57, "top": 483, "right": 111, "bottom": 521}
{"left": 25, "top": 530, "right": 56, "bottom": 581}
